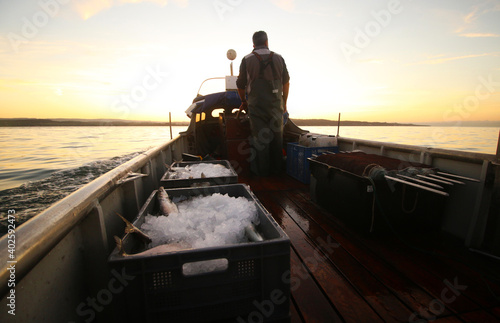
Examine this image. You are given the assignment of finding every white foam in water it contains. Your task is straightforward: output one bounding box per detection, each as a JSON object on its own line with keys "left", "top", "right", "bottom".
{"left": 168, "top": 163, "right": 233, "bottom": 179}
{"left": 141, "top": 193, "right": 260, "bottom": 251}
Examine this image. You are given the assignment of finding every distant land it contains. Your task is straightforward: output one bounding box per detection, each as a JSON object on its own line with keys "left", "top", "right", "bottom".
{"left": 291, "top": 119, "right": 425, "bottom": 127}
{"left": 0, "top": 118, "right": 498, "bottom": 127}
{"left": 0, "top": 118, "right": 189, "bottom": 127}
{"left": 423, "top": 120, "right": 500, "bottom": 127}
{"left": 0, "top": 118, "right": 421, "bottom": 127}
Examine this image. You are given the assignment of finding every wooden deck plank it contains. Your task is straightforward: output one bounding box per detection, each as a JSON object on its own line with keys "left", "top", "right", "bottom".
{"left": 490, "top": 307, "right": 500, "bottom": 320}
{"left": 290, "top": 248, "right": 343, "bottom": 322}
{"left": 356, "top": 233, "right": 486, "bottom": 314}
{"left": 286, "top": 189, "right": 454, "bottom": 320}
{"left": 274, "top": 191, "right": 416, "bottom": 322}
{"left": 240, "top": 173, "right": 499, "bottom": 322}
{"left": 433, "top": 245, "right": 500, "bottom": 307}
{"left": 392, "top": 242, "right": 500, "bottom": 310}
{"left": 460, "top": 309, "right": 500, "bottom": 322}
{"left": 289, "top": 297, "right": 304, "bottom": 323}
{"left": 432, "top": 316, "right": 465, "bottom": 322}
{"left": 367, "top": 224, "right": 500, "bottom": 310}
{"left": 289, "top": 189, "right": 486, "bottom": 315}
{"left": 257, "top": 191, "right": 384, "bottom": 323}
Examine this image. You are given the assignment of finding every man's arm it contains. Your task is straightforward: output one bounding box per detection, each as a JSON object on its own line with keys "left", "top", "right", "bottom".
{"left": 281, "top": 56, "right": 290, "bottom": 113}
{"left": 282, "top": 82, "right": 289, "bottom": 112}
{"left": 236, "top": 58, "right": 248, "bottom": 112}
{"left": 237, "top": 88, "right": 248, "bottom": 111}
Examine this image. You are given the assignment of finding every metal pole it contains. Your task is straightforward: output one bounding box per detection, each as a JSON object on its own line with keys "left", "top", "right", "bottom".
{"left": 416, "top": 174, "right": 454, "bottom": 186}
{"left": 169, "top": 112, "right": 173, "bottom": 140}
{"left": 496, "top": 129, "right": 500, "bottom": 161}
{"left": 337, "top": 113, "right": 341, "bottom": 137}
{"left": 428, "top": 174, "right": 465, "bottom": 185}
{"left": 385, "top": 175, "right": 449, "bottom": 196}
{"left": 396, "top": 174, "right": 444, "bottom": 190}
{"left": 436, "top": 171, "right": 480, "bottom": 182}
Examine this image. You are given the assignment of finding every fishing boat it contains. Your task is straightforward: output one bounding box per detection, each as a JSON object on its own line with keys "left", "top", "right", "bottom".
{"left": 1, "top": 52, "right": 499, "bottom": 323}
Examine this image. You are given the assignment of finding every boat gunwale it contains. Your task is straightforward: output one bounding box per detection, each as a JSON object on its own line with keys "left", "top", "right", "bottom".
{"left": 0, "top": 136, "right": 181, "bottom": 298}
{"left": 337, "top": 136, "right": 498, "bottom": 164}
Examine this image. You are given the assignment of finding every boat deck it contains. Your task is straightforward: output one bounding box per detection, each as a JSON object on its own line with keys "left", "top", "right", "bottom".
{"left": 241, "top": 173, "right": 500, "bottom": 323}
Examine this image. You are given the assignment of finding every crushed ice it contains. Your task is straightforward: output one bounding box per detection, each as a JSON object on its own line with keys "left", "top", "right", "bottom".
{"left": 141, "top": 193, "right": 260, "bottom": 250}
{"left": 167, "top": 163, "right": 233, "bottom": 179}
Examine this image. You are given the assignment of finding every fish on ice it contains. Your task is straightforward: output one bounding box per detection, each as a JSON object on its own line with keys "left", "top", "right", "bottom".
{"left": 116, "top": 212, "right": 152, "bottom": 243}
{"left": 245, "top": 224, "right": 264, "bottom": 242}
{"left": 114, "top": 236, "right": 189, "bottom": 256}
{"left": 158, "top": 186, "right": 178, "bottom": 216}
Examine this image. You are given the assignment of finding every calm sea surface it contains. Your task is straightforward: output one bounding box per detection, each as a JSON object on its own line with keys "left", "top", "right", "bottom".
{"left": 307, "top": 126, "right": 499, "bottom": 154}
{"left": 1, "top": 125, "right": 498, "bottom": 191}
{"left": 0, "top": 126, "right": 186, "bottom": 191}
{"left": 0, "top": 125, "right": 498, "bottom": 234}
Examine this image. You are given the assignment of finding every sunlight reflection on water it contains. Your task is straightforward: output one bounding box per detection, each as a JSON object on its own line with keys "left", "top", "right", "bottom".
{"left": 0, "top": 126, "right": 186, "bottom": 190}
{"left": 306, "top": 126, "right": 499, "bottom": 154}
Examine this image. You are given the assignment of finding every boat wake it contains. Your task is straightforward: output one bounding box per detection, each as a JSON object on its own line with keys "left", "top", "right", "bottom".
{"left": 0, "top": 151, "right": 142, "bottom": 237}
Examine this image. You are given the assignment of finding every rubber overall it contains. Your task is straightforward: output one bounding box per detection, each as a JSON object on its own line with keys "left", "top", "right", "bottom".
{"left": 247, "top": 51, "right": 284, "bottom": 176}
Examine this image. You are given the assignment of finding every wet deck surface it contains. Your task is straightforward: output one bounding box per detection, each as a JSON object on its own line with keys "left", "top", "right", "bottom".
{"left": 241, "top": 173, "right": 500, "bottom": 323}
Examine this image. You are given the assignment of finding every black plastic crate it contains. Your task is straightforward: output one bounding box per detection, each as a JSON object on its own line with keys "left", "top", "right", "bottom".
{"left": 309, "top": 157, "right": 446, "bottom": 234}
{"left": 108, "top": 184, "right": 290, "bottom": 323}
{"left": 160, "top": 160, "right": 238, "bottom": 188}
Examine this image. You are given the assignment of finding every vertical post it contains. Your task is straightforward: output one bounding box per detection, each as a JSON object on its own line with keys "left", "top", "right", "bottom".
{"left": 496, "top": 129, "right": 500, "bottom": 161}
{"left": 336, "top": 113, "right": 341, "bottom": 137}
{"left": 169, "top": 112, "right": 173, "bottom": 140}
{"left": 230, "top": 61, "right": 233, "bottom": 76}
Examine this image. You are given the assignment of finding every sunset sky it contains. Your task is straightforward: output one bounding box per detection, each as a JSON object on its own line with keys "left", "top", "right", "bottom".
{"left": 1, "top": 0, "right": 499, "bottom": 123}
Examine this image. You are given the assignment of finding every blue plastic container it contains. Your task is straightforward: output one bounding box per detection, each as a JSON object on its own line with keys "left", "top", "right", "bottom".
{"left": 286, "top": 142, "right": 339, "bottom": 184}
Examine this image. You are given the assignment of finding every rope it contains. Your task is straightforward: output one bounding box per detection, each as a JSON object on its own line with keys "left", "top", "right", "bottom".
{"left": 362, "top": 163, "right": 380, "bottom": 176}
{"left": 401, "top": 184, "right": 419, "bottom": 214}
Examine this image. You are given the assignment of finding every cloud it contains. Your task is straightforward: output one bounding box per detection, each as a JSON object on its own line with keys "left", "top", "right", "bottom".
{"left": 416, "top": 52, "right": 499, "bottom": 65}
{"left": 73, "top": 0, "right": 172, "bottom": 20}
{"left": 459, "top": 33, "right": 500, "bottom": 37}
{"left": 73, "top": 0, "right": 113, "bottom": 20}
{"left": 464, "top": 0, "right": 500, "bottom": 22}
{"left": 456, "top": 0, "right": 500, "bottom": 32}
{"left": 271, "top": 0, "right": 295, "bottom": 12}
{"left": 463, "top": 6, "right": 480, "bottom": 24}
{"left": 357, "top": 59, "right": 385, "bottom": 65}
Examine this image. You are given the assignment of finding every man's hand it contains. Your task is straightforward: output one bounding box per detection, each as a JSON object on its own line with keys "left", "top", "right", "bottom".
{"left": 237, "top": 88, "right": 247, "bottom": 111}
{"left": 238, "top": 101, "right": 248, "bottom": 111}
{"left": 236, "top": 104, "right": 247, "bottom": 121}
{"left": 282, "top": 82, "right": 289, "bottom": 113}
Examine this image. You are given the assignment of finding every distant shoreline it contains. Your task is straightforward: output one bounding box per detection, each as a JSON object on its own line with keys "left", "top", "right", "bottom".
{"left": 0, "top": 118, "right": 190, "bottom": 127}
{"left": 1, "top": 118, "right": 498, "bottom": 127}
{"left": 0, "top": 117, "right": 424, "bottom": 127}
{"left": 291, "top": 119, "right": 426, "bottom": 127}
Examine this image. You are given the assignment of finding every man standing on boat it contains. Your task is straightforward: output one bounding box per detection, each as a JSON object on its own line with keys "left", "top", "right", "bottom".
{"left": 236, "top": 31, "right": 290, "bottom": 176}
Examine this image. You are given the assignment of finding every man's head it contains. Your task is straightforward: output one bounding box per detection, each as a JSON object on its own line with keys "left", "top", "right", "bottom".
{"left": 252, "top": 31, "right": 268, "bottom": 47}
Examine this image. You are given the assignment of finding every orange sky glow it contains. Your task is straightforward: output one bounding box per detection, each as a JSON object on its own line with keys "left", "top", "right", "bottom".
{"left": 1, "top": 0, "right": 499, "bottom": 124}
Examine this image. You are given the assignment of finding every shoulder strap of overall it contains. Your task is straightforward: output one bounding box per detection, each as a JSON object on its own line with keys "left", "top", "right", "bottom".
{"left": 252, "top": 51, "right": 278, "bottom": 80}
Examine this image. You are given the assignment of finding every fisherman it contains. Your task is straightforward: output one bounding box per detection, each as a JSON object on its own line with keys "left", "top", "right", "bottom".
{"left": 236, "top": 31, "right": 290, "bottom": 176}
